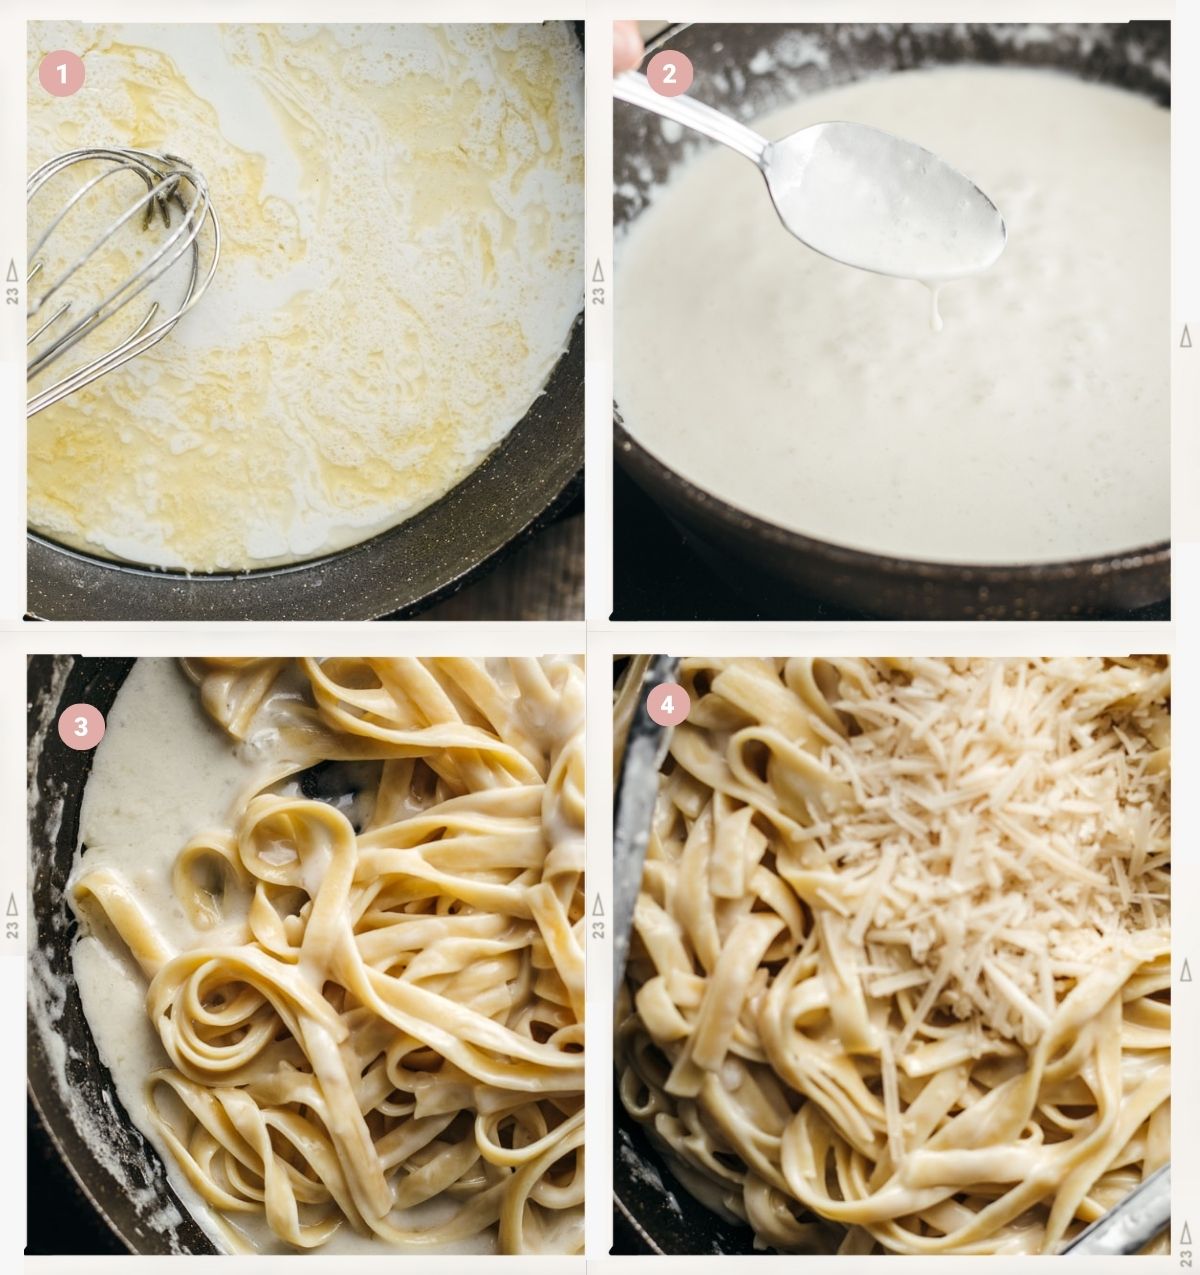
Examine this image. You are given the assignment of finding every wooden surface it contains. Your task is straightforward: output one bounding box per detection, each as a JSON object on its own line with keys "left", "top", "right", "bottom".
{"left": 420, "top": 513, "right": 584, "bottom": 621}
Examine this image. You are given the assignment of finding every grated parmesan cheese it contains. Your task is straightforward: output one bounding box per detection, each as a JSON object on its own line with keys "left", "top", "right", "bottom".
{"left": 818, "top": 657, "right": 1170, "bottom": 1048}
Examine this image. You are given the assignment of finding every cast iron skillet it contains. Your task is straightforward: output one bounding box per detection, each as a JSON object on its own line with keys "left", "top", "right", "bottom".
{"left": 28, "top": 24, "right": 585, "bottom": 623}
{"left": 27, "top": 656, "right": 217, "bottom": 1253}
{"left": 614, "top": 23, "right": 1170, "bottom": 622}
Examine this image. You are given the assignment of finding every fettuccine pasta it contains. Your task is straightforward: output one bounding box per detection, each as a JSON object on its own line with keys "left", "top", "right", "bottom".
{"left": 74, "top": 656, "right": 584, "bottom": 1254}
{"left": 616, "top": 656, "right": 1169, "bottom": 1254}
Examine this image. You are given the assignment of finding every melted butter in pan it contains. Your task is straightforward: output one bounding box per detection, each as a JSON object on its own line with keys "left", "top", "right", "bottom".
{"left": 28, "top": 23, "right": 584, "bottom": 571}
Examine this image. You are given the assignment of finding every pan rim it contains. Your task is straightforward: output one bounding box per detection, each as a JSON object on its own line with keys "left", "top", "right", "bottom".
{"left": 28, "top": 319, "right": 584, "bottom": 621}
{"left": 616, "top": 418, "right": 1170, "bottom": 584}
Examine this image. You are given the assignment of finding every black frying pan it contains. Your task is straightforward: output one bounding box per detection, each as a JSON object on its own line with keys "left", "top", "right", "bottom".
{"left": 614, "top": 23, "right": 1171, "bottom": 622}
{"left": 28, "top": 23, "right": 585, "bottom": 623}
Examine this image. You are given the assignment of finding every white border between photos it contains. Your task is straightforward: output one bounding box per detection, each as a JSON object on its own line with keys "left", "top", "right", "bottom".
{"left": 1, "top": 0, "right": 1190, "bottom": 1271}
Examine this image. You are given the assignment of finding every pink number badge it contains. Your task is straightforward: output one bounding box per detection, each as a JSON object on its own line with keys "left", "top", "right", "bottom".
{"left": 39, "top": 50, "right": 85, "bottom": 98}
{"left": 58, "top": 704, "right": 105, "bottom": 750}
{"left": 647, "top": 682, "right": 691, "bottom": 727}
{"left": 646, "top": 50, "right": 694, "bottom": 98}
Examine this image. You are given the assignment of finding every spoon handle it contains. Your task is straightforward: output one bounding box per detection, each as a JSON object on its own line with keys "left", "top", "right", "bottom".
{"left": 614, "top": 71, "right": 768, "bottom": 167}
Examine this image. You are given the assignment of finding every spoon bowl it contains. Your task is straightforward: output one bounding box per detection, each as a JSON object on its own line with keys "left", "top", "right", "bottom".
{"left": 614, "top": 71, "right": 1006, "bottom": 280}
{"left": 763, "top": 120, "right": 1006, "bottom": 279}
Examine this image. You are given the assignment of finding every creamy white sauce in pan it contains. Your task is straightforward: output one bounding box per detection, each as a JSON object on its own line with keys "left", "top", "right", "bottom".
{"left": 71, "top": 660, "right": 261, "bottom": 1251}
{"left": 616, "top": 67, "right": 1169, "bottom": 565}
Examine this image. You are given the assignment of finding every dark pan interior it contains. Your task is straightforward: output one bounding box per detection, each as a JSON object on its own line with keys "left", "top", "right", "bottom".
{"left": 27, "top": 656, "right": 216, "bottom": 1254}
{"left": 611, "top": 651, "right": 747, "bottom": 1254}
{"left": 613, "top": 22, "right": 1170, "bottom": 622}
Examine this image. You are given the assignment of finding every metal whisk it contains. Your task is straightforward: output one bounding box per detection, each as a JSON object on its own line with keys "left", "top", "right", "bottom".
{"left": 27, "top": 147, "right": 220, "bottom": 417}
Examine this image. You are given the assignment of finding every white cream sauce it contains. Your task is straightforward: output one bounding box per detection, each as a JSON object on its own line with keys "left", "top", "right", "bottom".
{"left": 616, "top": 67, "right": 1169, "bottom": 565}
{"left": 69, "top": 659, "right": 495, "bottom": 1254}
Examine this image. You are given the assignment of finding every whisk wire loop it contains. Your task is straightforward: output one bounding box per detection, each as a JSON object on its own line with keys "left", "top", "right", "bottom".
{"left": 26, "top": 146, "right": 220, "bottom": 417}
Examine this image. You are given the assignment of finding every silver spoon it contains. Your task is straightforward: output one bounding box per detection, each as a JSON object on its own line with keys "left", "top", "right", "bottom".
{"left": 615, "top": 71, "right": 1006, "bottom": 282}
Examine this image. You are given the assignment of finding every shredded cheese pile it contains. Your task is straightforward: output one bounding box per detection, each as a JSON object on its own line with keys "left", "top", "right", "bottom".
{"left": 817, "top": 657, "right": 1170, "bottom": 1047}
